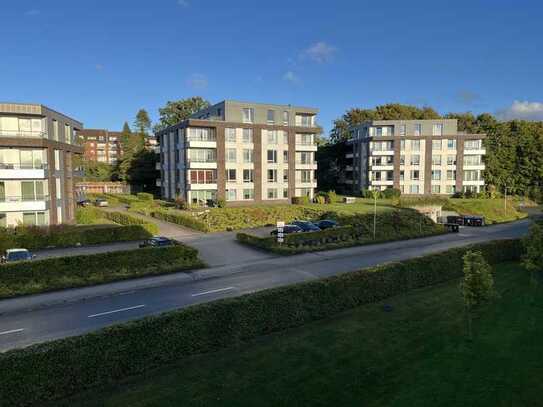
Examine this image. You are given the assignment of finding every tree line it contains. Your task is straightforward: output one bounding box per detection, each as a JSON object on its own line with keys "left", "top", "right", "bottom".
{"left": 321, "top": 103, "right": 543, "bottom": 201}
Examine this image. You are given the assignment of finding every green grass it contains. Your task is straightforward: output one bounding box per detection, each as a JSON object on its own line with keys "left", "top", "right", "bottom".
{"left": 307, "top": 199, "right": 395, "bottom": 215}
{"left": 444, "top": 198, "right": 528, "bottom": 224}
{"left": 57, "top": 262, "right": 542, "bottom": 407}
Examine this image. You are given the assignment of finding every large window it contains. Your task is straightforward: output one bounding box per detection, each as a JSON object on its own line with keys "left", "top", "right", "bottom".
{"left": 225, "top": 128, "right": 236, "bottom": 143}
{"left": 432, "top": 155, "right": 442, "bottom": 165}
{"left": 295, "top": 114, "right": 314, "bottom": 127}
{"left": 226, "top": 189, "right": 237, "bottom": 201}
{"left": 297, "top": 151, "right": 313, "bottom": 164}
{"left": 267, "top": 188, "right": 278, "bottom": 199}
{"left": 370, "top": 141, "right": 393, "bottom": 152}
{"left": 410, "top": 185, "right": 420, "bottom": 194}
{"left": 189, "top": 170, "right": 216, "bottom": 184}
{"left": 464, "top": 155, "right": 482, "bottom": 166}
{"left": 465, "top": 139, "right": 482, "bottom": 150}
{"left": 267, "top": 130, "right": 278, "bottom": 144}
{"left": 267, "top": 109, "right": 275, "bottom": 124}
{"left": 447, "top": 155, "right": 456, "bottom": 165}
{"left": 188, "top": 127, "right": 216, "bottom": 142}
{"left": 188, "top": 148, "right": 216, "bottom": 162}
{"left": 447, "top": 139, "right": 457, "bottom": 150}
{"left": 226, "top": 169, "right": 237, "bottom": 182}
{"left": 414, "top": 123, "right": 422, "bottom": 137}
{"left": 267, "top": 169, "right": 277, "bottom": 183}
{"left": 463, "top": 170, "right": 480, "bottom": 181}
{"left": 410, "top": 155, "right": 420, "bottom": 166}
{"left": 412, "top": 139, "right": 421, "bottom": 152}
{"left": 23, "top": 212, "right": 47, "bottom": 226}
{"left": 296, "top": 133, "right": 313, "bottom": 145}
{"left": 432, "top": 185, "right": 441, "bottom": 194}
{"left": 300, "top": 170, "right": 312, "bottom": 183}
{"left": 432, "top": 170, "right": 442, "bottom": 181}
{"left": 243, "top": 189, "right": 254, "bottom": 200}
{"left": 21, "top": 180, "right": 45, "bottom": 201}
{"left": 243, "top": 169, "right": 254, "bottom": 183}
{"left": 242, "top": 128, "right": 253, "bottom": 143}
{"left": 447, "top": 170, "right": 456, "bottom": 180}
{"left": 191, "top": 190, "right": 216, "bottom": 206}
{"left": 267, "top": 150, "right": 277, "bottom": 163}
{"left": 0, "top": 148, "right": 45, "bottom": 169}
{"left": 0, "top": 117, "right": 44, "bottom": 138}
{"left": 432, "top": 123, "right": 443, "bottom": 136}
{"left": 243, "top": 149, "right": 253, "bottom": 163}
{"left": 226, "top": 148, "right": 237, "bottom": 163}
{"left": 242, "top": 108, "right": 254, "bottom": 123}
{"left": 432, "top": 140, "right": 442, "bottom": 150}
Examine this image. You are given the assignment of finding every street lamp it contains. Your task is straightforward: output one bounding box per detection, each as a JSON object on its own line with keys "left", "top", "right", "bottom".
{"left": 371, "top": 189, "right": 378, "bottom": 240}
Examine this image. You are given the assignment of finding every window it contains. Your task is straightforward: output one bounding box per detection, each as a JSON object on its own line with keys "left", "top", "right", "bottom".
{"left": 225, "top": 128, "right": 236, "bottom": 143}
{"left": 376, "top": 127, "right": 383, "bottom": 137}
{"left": 400, "top": 139, "right": 406, "bottom": 151}
{"left": 446, "top": 185, "right": 456, "bottom": 194}
{"left": 267, "top": 110, "right": 275, "bottom": 124}
{"left": 299, "top": 188, "right": 312, "bottom": 197}
{"left": 295, "top": 114, "right": 314, "bottom": 127}
{"left": 432, "top": 155, "right": 442, "bottom": 165}
{"left": 298, "top": 151, "right": 313, "bottom": 164}
{"left": 242, "top": 108, "right": 254, "bottom": 123}
{"left": 399, "top": 170, "right": 405, "bottom": 181}
{"left": 242, "top": 128, "right": 253, "bottom": 143}
{"left": 243, "top": 189, "right": 254, "bottom": 200}
{"left": 447, "top": 139, "right": 457, "bottom": 150}
{"left": 243, "top": 169, "right": 254, "bottom": 183}
{"left": 432, "top": 140, "right": 442, "bottom": 150}
{"left": 372, "top": 171, "right": 382, "bottom": 181}
{"left": 189, "top": 170, "right": 216, "bottom": 184}
{"left": 243, "top": 149, "right": 254, "bottom": 163}
{"left": 386, "top": 171, "right": 394, "bottom": 181}
{"left": 447, "top": 155, "right": 456, "bottom": 165}
{"left": 399, "top": 125, "right": 406, "bottom": 136}
{"left": 267, "top": 130, "right": 278, "bottom": 144}
{"left": 433, "top": 123, "right": 443, "bottom": 136}
{"left": 297, "top": 133, "right": 313, "bottom": 145}
{"left": 283, "top": 150, "right": 289, "bottom": 163}
{"left": 283, "top": 132, "right": 289, "bottom": 144}
{"left": 267, "top": 188, "right": 278, "bottom": 199}
{"left": 53, "top": 120, "right": 59, "bottom": 141}
{"left": 226, "top": 189, "right": 237, "bottom": 201}
{"left": 414, "top": 123, "right": 422, "bottom": 136}
{"left": 411, "top": 170, "right": 420, "bottom": 181}
{"left": 410, "top": 185, "right": 420, "bottom": 194}
{"left": 447, "top": 170, "right": 456, "bottom": 180}
{"left": 54, "top": 150, "right": 61, "bottom": 171}
{"left": 267, "top": 149, "right": 277, "bottom": 163}
{"left": 283, "top": 169, "right": 289, "bottom": 182}
{"left": 410, "top": 155, "right": 420, "bottom": 166}
{"left": 188, "top": 148, "right": 216, "bottom": 162}
{"left": 283, "top": 111, "right": 289, "bottom": 125}
{"left": 464, "top": 155, "right": 481, "bottom": 166}
{"left": 432, "top": 185, "right": 441, "bottom": 194}
{"left": 300, "top": 170, "right": 311, "bottom": 183}
{"left": 283, "top": 189, "right": 289, "bottom": 198}
{"left": 412, "top": 139, "right": 421, "bottom": 152}
{"left": 267, "top": 169, "right": 277, "bottom": 183}
{"left": 432, "top": 170, "right": 441, "bottom": 181}
{"left": 226, "top": 169, "right": 237, "bottom": 182}
{"left": 226, "top": 148, "right": 237, "bottom": 163}
{"left": 23, "top": 212, "right": 37, "bottom": 225}
{"left": 465, "top": 139, "right": 482, "bottom": 150}
{"left": 21, "top": 180, "right": 45, "bottom": 201}
{"left": 463, "top": 170, "right": 479, "bottom": 181}
{"left": 400, "top": 155, "right": 405, "bottom": 165}
{"left": 188, "top": 127, "right": 216, "bottom": 141}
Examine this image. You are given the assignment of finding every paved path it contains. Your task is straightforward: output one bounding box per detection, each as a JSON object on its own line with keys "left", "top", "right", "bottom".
{"left": 0, "top": 218, "right": 531, "bottom": 352}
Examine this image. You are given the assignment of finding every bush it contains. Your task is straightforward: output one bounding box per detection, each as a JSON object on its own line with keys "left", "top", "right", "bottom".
{"left": 217, "top": 199, "right": 226, "bottom": 208}
{"left": 382, "top": 188, "right": 401, "bottom": 199}
{"left": 0, "top": 245, "right": 203, "bottom": 299}
{"left": 313, "top": 195, "right": 326, "bottom": 204}
{"left": 292, "top": 196, "right": 310, "bottom": 205}
{"left": 104, "top": 193, "right": 140, "bottom": 205}
{"left": 0, "top": 224, "right": 152, "bottom": 252}
{"left": 324, "top": 190, "right": 339, "bottom": 203}
{"left": 174, "top": 196, "right": 189, "bottom": 210}
{"left": 75, "top": 207, "right": 103, "bottom": 224}
{"left": 100, "top": 210, "right": 159, "bottom": 235}
{"left": 0, "top": 239, "right": 522, "bottom": 406}
{"left": 136, "top": 192, "right": 154, "bottom": 201}
{"left": 150, "top": 209, "right": 210, "bottom": 232}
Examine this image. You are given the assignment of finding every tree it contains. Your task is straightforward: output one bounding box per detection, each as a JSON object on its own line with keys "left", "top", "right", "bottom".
{"left": 460, "top": 250, "right": 495, "bottom": 339}
{"left": 522, "top": 223, "right": 543, "bottom": 283}
{"left": 134, "top": 109, "right": 151, "bottom": 136}
{"left": 154, "top": 97, "right": 210, "bottom": 132}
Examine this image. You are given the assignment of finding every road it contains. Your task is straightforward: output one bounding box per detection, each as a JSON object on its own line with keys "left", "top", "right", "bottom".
{"left": 0, "top": 218, "right": 530, "bottom": 352}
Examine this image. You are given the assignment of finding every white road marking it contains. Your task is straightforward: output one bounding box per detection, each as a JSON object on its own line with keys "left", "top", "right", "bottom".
{"left": 88, "top": 304, "right": 145, "bottom": 318}
{"left": 192, "top": 287, "right": 235, "bottom": 297}
{"left": 0, "top": 328, "right": 24, "bottom": 336}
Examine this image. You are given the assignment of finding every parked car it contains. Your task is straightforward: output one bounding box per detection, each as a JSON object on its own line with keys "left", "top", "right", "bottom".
{"left": 270, "top": 225, "right": 303, "bottom": 236}
{"left": 139, "top": 236, "right": 176, "bottom": 248}
{"left": 463, "top": 216, "right": 485, "bottom": 227}
{"left": 446, "top": 215, "right": 464, "bottom": 226}
{"left": 291, "top": 221, "right": 321, "bottom": 232}
{"left": 444, "top": 223, "right": 460, "bottom": 233}
{"left": 314, "top": 219, "right": 339, "bottom": 230}
{"left": 77, "top": 199, "right": 91, "bottom": 207}
{"left": 94, "top": 198, "right": 109, "bottom": 207}
{"left": 1, "top": 248, "right": 35, "bottom": 263}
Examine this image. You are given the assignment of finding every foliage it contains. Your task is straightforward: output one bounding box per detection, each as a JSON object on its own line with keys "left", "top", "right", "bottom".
{"left": 460, "top": 251, "right": 496, "bottom": 309}
{"left": 382, "top": 188, "right": 401, "bottom": 199}
{"left": 0, "top": 245, "right": 203, "bottom": 299}
{"left": 217, "top": 198, "right": 226, "bottom": 208}
{"left": 148, "top": 209, "right": 210, "bottom": 232}
{"left": 76, "top": 205, "right": 158, "bottom": 234}
{"left": 134, "top": 109, "right": 151, "bottom": 136}
{"left": 522, "top": 223, "right": 543, "bottom": 273}
{"left": 78, "top": 160, "right": 115, "bottom": 182}
{"left": 398, "top": 196, "right": 449, "bottom": 207}
{"left": 136, "top": 192, "right": 154, "bottom": 201}
{"left": 174, "top": 196, "right": 189, "bottom": 210}
{"left": 292, "top": 196, "right": 310, "bottom": 205}
{"left": 0, "top": 239, "right": 521, "bottom": 406}
{"left": 443, "top": 198, "right": 527, "bottom": 224}
{"left": 154, "top": 96, "right": 211, "bottom": 132}
{"left": 313, "top": 195, "right": 326, "bottom": 204}
{"left": 316, "top": 141, "right": 350, "bottom": 192}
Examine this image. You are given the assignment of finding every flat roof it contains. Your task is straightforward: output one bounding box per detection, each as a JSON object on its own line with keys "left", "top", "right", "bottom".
{"left": 0, "top": 102, "right": 83, "bottom": 127}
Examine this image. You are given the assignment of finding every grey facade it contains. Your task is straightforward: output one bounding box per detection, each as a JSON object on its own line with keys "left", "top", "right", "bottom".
{"left": 345, "top": 119, "right": 486, "bottom": 195}
{"left": 156, "top": 100, "right": 319, "bottom": 206}
{"left": 0, "top": 103, "right": 83, "bottom": 226}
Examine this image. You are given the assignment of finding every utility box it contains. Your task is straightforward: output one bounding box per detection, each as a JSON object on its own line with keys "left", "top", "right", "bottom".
{"left": 343, "top": 196, "right": 356, "bottom": 204}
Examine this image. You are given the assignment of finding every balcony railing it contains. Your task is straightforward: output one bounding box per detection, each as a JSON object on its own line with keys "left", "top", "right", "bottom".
{"left": 186, "top": 135, "right": 217, "bottom": 142}
{"left": 0, "top": 130, "right": 47, "bottom": 138}
{"left": 0, "top": 163, "right": 48, "bottom": 170}
{"left": 0, "top": 195, "right": 50, "bottom": 203}
{"left": 187, "top": 158, "right": 217, "bottom": 164}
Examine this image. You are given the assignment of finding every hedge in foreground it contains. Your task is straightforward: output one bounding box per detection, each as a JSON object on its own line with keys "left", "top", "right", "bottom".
{"left": 0, "top": 244, "right": 204, "bottom": 299}
{"left": 0, "top": 224, "right": 152, "bottom": 252}
{"left": 0, "top": 239, "right": 521, "bottom": 406}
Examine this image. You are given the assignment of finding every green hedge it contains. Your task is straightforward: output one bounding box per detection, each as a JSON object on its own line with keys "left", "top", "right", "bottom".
{"left": 237, "top": 210, "right": 445, "bottom": 254}
{"left": 0, "top": 224, "right": 152, "bottom": 252}
{"left": 0, "top": 239, "right": 521, "bottom": 406}
{"left": 104, "top": 193, "right": 141, "bottom": 205}
{"left": 0, "top": 244, "right": 204, "bottom": 299}
{"left": 76, "top": 207, "right": 159, "bottom": 235}
{"left": 136, "top": 192, "right": 154, "bottom": 201}
{"left": 149, "top": 209, "right": 210, "bottom": 232}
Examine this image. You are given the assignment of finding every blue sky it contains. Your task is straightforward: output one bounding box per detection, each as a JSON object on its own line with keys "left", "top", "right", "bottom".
{"left": 2, "top": 0, "right": 543, "bottom": 134}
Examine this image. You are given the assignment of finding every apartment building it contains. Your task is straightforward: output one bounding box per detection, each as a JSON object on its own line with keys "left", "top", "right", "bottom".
{"left": 0, "top": 103, "right": 83, "bottom": 227}
{"left": 78, "top": 129, "right": 122, "bottom": 164}
{"left": 345, "top": 119, "right": 486, "bottom": 195}
{"left": 155, "top": 100, "right": 319, "bottom": 205}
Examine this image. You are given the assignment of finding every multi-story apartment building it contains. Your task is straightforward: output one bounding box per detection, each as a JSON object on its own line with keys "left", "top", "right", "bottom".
{"left": 78, "top": 129, "right": 122, "bottom": 164}
{"left": 345, "top": 119, "right": 486, "bottom": 195}
{"left": 155, "top": 100, "right": 319, "bottom": 205}
{"left": 0, "top": 103, "right": 83, "bottom": 227}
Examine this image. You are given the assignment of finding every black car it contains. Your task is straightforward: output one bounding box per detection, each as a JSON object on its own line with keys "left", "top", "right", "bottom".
{"left": 139, "top": 237, "right": 176, "bottom": 248}
{"left": 314, "top": 219, "right": 338, "bottom": 230}
{"left": 270, "top": 225, "right": 303, "bottom": 235}
{"left": 77, "top": 199, "right": 91, "bottom": 207}
{"left": 463, "top": 216, "right": 485, "bottom": 227}
{"left": 291, "top": 221, "right": 321, "bottom": 232}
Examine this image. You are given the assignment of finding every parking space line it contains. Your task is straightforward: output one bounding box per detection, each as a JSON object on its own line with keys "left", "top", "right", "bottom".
{"left": 88, "top": 304, "right": 145, "bottom": 318}
{"left": 192, "top": 287, "right": 235, "bottom": 297}
{"left": 0, "top": 328, "right": 24, "bottom": 336}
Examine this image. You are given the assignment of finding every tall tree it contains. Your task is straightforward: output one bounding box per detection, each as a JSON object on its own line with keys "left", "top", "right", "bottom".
{"left": 154, "top": 96, "right": 211, "bottom": 132}
{"left": 134, "top": 109, "right": 151, "bottom": 136}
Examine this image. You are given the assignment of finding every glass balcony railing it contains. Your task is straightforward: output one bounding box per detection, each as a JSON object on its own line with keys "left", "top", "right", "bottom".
{"left": 0, "top": 163, "right": 48, "bottom": 170}
{"left": 0, "top": 195, "right": 50, "bottom": 202}
{"left": 0, "top": 130, "right": 47, "bottom": 138}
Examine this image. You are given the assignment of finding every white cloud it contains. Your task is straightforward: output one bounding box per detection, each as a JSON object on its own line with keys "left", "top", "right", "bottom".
{"left": 302, "top": 41, "right": 336, "bottom": 63}
{"left": 497, "top": 100, "right": 543, "bottom": 121}
{"left": 25, "top": 9, "right": 40, "bottom": 16}
{"left": 177, "top": 0, "right": 189, "bottom": 6}
{"left": 282, "top": 71, "right": 299, "bottom": 84}
{"left": 187, "top": 73, "right": 208, "bottom": 90}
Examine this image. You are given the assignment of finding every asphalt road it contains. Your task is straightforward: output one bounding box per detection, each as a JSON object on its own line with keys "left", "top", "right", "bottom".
{"left": 0, "top": 219, "right": 530, "bottom": 352}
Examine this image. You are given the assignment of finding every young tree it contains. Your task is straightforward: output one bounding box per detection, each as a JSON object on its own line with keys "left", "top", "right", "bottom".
{"left": 522, "top": 223, "right": 543, "bottom": 285}
{"left": 460, "top": 250, "right": 495, "bottom": 339}
{"left": 154, "top": 97, "right": 210, "bottom": 132}
{"left": 134, "top": 109, "right": 151, "bottom": 136}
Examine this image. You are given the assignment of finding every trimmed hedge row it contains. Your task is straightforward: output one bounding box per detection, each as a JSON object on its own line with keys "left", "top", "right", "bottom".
{"left": 136, "top": 192, "right": 154, "bottom": 201}
{"left": 0, "top": 239, "right": 521, "bottom": 406}
{"left": 76, "top": 207, "right": 159, "bottom": 235}
{"left": 149, "top": 209, "right": 210, "bottom": 232}
{"left": 104, "top": 193, "right": 141, "bottom": 205}
{"left": 0, "top": 244, "right": 204, "bottom": 299}
{"left": 0, "top": 224, "right": 152, "bottom": 252}
{"left": 237, "top": 210, "right": 445, "bottom": 254}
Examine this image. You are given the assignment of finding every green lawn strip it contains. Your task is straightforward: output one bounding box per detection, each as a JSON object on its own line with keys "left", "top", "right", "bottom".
{"left": 443, "top": 198, "right": 528, "bottom": 224}
{"left": 0, "top": 245, "right": 205, "bottom": 299}
{"left": 54, "top": 263, "right": 541, "bottom": 407}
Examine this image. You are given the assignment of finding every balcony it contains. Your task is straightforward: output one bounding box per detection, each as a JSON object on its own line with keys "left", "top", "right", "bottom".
{"left": 0, "top": 195, "right": 49, "bottom": 212}
{"left": 186, "top": 136, "right": 217, "bottom": 149}
{"left": 187, "top": 182, "right": 218, "bottom": 191}
{"left": 0, "top": 163, "right": 48, "bottom": 179}
{"left": 295, "top": 142, "right": 318, "bottom": 152}
{"left": 186, "top": 159, "right": 217, "bottom": 169}
{"left": 370, "top": 149, "right": 394, "bottom": 156}
{"left": 295, "top": 161, "right": 318, "bottom": 170}
{"left": 0, "top": 130, "right": 47, "bottom": 139}
{"left": 295, "top": 179, "right": 317, "bottom": 188}
{"left": 371, "top": 179, "right": 394, "bottom": 186}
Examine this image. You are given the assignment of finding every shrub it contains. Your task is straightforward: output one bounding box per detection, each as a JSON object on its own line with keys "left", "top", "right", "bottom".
{"left": 324, "top": 190, "right": 339, "bottom": 203}
{"left": 150, "top": 209, "right": 210, "bottom": 232}
{"left": 136, "top": 192, "right": 154, "bottom": 201}
{"left": 292, "top": 196, "right": 310, "bottom": 205}
{"left": 75, "top": 207, "right": 103, "bottom": 224}
{"left": 0, "top": 245, "right": 203, "bottom": 299}
{"left": 100, "top": 210, "right": 159, "bottom": 235}
{"left": 382, "top": 188, "right": 401, "bottom": 199}
{"left": 313, "top": 195, "right": 326, "bottom": 204}
{"left": 104, "top": 193, "right": 140, "bottom": 205}
{"left": 0, "top": 239, "right": 522, "bottom": 406}
{"left": 174, "top": 196, "right": 189, "bottom": 210}
{"left": 217, "top": 199, "right": 226, "bottom": 208}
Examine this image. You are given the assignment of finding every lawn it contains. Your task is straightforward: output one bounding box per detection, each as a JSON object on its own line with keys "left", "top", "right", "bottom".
{"left": 444, "top": 198, "right": 528, "bottom": 224}
{"left": 57, "top": 262, "right": 542, "bottom": 407}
